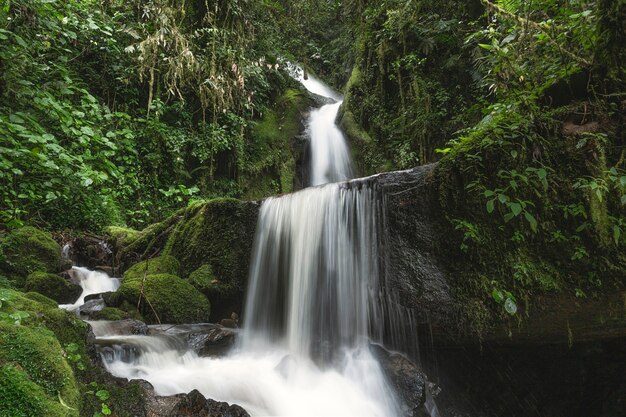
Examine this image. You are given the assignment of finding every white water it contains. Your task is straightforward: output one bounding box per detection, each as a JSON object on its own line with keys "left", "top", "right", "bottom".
{"left": 60, "top": 267, "right": 120, "bottom": 311}
{"left": 98, "top": 71, "right": 404, "bottom": 416}
{"left": 295, "top": 68, "right": 353, "bottom": 186}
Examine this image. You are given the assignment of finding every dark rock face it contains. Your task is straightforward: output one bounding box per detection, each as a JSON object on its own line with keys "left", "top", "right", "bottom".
{"left": 169, "top": 390, "right": 250, "bottom": 417}
{"left": 77, "top": 298, "right": 106, "bottom": 316}
{"left": 69, "top": 235, "right": 114, "bottom": 270}
{"left": 96, "top": 319, "right": 149, "bottom": 336}
{"left": 190, "top": 326, "right": 236, "bottom": 357}
{"left": 375, "top": 165, "right": 456, "bottom": 333}
{"left": 140, "top": 384, "right": 250, "bottom": 417}
{"left": 370, "top": 344, "right": 427, "bottom": 417}
{"left": 146, "top": 323, "right": 237, "bottom": 357}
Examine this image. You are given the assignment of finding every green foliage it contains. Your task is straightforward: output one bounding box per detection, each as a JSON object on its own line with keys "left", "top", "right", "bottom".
{"left": 0, "top": 0, "right": 313, "bottom": 230}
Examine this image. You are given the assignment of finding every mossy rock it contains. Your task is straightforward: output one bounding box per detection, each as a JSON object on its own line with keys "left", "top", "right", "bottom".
{"left": 89, "top": 307, "right": 131, "bottom": 321}
{"left": 123, "top": 255, "right": 180, "bottom": 282}
{"left": 0, "top": 227, "right": 63, "bottom": 280}
{"left": 112, "top": 273, "right": 210, "bottom": 324}
{"left": 0, "top": 324, "right": 80, "bottom": 416}
{"left": 0, "top": 288, "right": 91, "bottom": 363}
{"left": 23, "top": 272, "right": 82, "bottom": 304}
{"left": 188, "top": 264, "right": 215, "bottom": 292}
{"left": 0, "top": 364, "right": 69, "bottom": 417}
{"left": 105, "top": 226, "right": 141, "bottom": 247}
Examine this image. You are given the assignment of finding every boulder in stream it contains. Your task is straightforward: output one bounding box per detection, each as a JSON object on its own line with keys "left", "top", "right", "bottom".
{"left": 144, "top": 386, "right": 250, "bottom": 417}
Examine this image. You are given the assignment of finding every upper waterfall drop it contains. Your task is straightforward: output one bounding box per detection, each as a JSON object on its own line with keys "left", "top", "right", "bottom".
{"left": 295, "top": 69, "right": 353, "bottom": 186}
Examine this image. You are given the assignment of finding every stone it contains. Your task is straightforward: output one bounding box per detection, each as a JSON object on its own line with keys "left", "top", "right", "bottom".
{"left": 169, "top": 389, "right": 250, "bottom": 417}
{"left": 23, "top": 271, "right": 82, "bottom": 304}
{"left": 370, "top": 343, "right": 427, "bottom": 416}
{"left": 188, "top": 325, "right": 236, "bottom": 357}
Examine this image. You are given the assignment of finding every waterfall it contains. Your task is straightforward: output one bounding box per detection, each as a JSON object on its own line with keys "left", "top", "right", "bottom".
{"left": 96, "top": 69, "right": 412, "bottom": 416}
{"left": 296, "top": 69, "right": 353, "bottom": 186}
{"left": 242, "top": 183, "right": 380, "bottom": 360}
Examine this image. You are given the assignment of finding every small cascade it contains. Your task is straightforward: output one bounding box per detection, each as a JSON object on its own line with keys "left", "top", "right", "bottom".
{"left": 60, "top": 267, "right": 120, "bottom": 311}
{"left": 295, "top": 68, "right": 353, "bottom": 186}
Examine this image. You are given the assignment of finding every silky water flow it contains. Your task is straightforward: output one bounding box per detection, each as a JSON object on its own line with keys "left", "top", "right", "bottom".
{"left": 91, "top": 70, "right": 420, "bottom": 416}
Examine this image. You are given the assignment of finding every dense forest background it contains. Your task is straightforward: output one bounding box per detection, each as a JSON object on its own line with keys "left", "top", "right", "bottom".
{"left": 1, "top": 0, "right": 624, "bottom": 232}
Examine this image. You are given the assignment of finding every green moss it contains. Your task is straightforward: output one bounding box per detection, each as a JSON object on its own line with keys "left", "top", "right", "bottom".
{"left": 89, "top": 307, "right": 130, "bottom": 321}
{"left": 0, "top": 364, "right": 69, "bottom": 417}
{"left": 242, "top": 87, "right": 313, "bottom": 199}
{"left": 23, "top": 272, "right": 81, "bottom": 304}
{"left": 162, "top": 199, "right": 258, "bottom": 288}
{"left": 23, "top": 291, "right": 58, "bottom": 308}
{"left": 0, "top": 288, "right": 91, "bottom": 362}
{"left": 0, "top": 227, "right": 62, "bottom": 280}
{"left": 106, "top": 226, "right": 141, "bottom": 247}
{"left": 188, "top": 264, "right": 215, "bottom": 292}
{"left": 123, "top": 255, "right": 180, "bottom": 282}
{"left": 0, "top": 324, "right": 80, "bottom": 416}
{"left": 112, "top": 273, "right": 210, "bottom": 324}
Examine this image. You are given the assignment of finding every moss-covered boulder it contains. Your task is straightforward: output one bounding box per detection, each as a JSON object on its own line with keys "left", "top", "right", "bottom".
{"left": 188, "top": 264, "right": 215, "bottom": 292}
{"left": 23, "top": 272, "right": 82, "bottom": 304}
{"left": 111, "top": 272, "right": 210, "bottom": 324}
{"left": 89, "top": 307, "right": 132, "bottom": 321}
{"left": 0, "top": 227, "right": 64, "bottom": 281}
{"left": 123, "top": 255, "right": 180, "bottom": 282}
{"left": 0, "top": 324, "right": 80, "bottom": 417}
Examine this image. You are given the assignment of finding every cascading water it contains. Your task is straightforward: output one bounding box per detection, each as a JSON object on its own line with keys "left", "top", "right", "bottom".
{"left": 297, "top": 70, "right": 353, "bottom": 186}
{"left": 60, "top": 267, "right": 120, "bottom": 311}
{"left": 96, "top": 69, "right": 416, "bottom": 416}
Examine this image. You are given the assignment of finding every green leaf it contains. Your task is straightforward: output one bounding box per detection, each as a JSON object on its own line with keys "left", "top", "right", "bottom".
{"left": 96, "top": 390, "right": 110, "bottom": 401}
{"left": 510, "top": 202, "right": 522, "bottom": 216}
{"left": 524, "top": 211, "right": 538, "bottom": 232}
{"left": 613, "top": 226, "right": 621, "bottom": 245}
{"left": 486, "top": 199, "right": 495, "bottom": 213}
{"left": 620, "top": 176, "right": 626, "bottom": 188}
{"left": 81, "top": 126, "right": 95, "bottom": 137}
{"left": 491, "top": 288, "right": 504, "bottom": 303}
{"left": 484, "top": 190, "right": 495, "bottom": 197}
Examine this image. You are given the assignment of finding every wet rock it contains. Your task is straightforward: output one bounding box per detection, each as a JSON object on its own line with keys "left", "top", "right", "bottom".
{"left": 92, "top": 319, "right": 149, "bottom": 336}
{"left": 370, "top": 344, "right": 427, "bottom": 417}
{"left": 95, "top": 265, "right": 116, "bottom": 276}
{"left": 169, "top": 389, "right": 250, "bottom": 417}
{"left": 188, "top": 325, "right": 236, "bottom": 357}
{"left": 77, "top": 298, "right": 106, "bottom": 316}
{"left": 70, "top": 235, "right": 114, "bottom": 269}
{"left": 84, "top": 293, "right": 102, "bottom": 303}
{"left": 219, "top": 318, "right": 238, "bottom": 329}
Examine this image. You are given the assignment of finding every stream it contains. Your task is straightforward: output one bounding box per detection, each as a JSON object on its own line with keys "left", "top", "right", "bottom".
{"left": 61, "top": 71, "right": 429, "bottom": 417}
